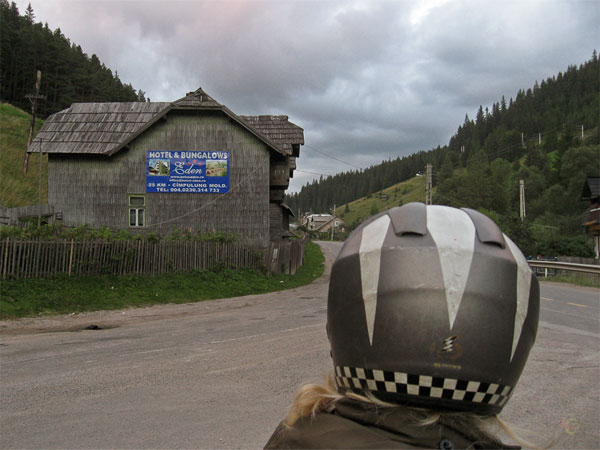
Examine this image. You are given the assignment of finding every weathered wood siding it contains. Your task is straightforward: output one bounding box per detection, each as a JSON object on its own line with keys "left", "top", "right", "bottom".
{"left": 269, "top": 203, "right": 283, "bottom": 241}
{"left": 48, "top": 111, "right": 271, "bottom": 245}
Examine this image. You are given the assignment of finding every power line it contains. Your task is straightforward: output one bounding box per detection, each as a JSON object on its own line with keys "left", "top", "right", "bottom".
{"left": 456, "top": 123, "right": 568, "bottom": 163}
{"left": 303, "top": 144, "right": 362, "bottom": 169}
{"left": 433, "top": 192, "right": 471, "bottom": 208}
{"left": 295, "top": 169, "right": 332, "bottom": 177}
{"left": 146, "top": 164, "right": 264, "bottom": 228}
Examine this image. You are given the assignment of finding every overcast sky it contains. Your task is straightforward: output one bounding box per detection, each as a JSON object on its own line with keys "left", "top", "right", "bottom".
{"left": 15, "top": 0, "right": 599, "bottom": 192}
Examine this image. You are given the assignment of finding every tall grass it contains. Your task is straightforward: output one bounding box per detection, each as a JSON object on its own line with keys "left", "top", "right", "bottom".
{"left": 0, "top": 103, "right": 47, "bottom": 208}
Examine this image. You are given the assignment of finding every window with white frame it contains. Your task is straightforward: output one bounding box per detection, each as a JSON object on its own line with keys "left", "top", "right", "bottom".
{"left": 129, "top": 195, "right": 145, "bottom": 227}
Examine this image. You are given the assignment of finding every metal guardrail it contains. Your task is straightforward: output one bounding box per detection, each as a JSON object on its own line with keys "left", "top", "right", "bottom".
{"left": 528, "top": 260, "right": 600, "bottom": 275}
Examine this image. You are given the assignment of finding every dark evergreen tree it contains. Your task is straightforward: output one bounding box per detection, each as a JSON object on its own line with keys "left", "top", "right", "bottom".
{"left": 287, "top": 53, "right": 599, "bottom": 257}
{"left": 0, "top": 1, "right": 142, "bottom": 117}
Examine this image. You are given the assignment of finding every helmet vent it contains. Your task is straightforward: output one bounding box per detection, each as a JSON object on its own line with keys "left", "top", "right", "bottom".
{"left": 461, "top": 208, "right": 506, "bottom": 248}
{"left": 400, "top": 231, "right": 424, "bottom": 237}
{"left": 389, "top": 202, "right": 427, "bottom": 236}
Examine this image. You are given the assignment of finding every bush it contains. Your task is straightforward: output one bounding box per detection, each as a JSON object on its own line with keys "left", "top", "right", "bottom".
{"left": 0, "top": 225, "right": 237, "bottom": 243}
{"left": 534, "top": 233, "right": 594, "bottom": 257}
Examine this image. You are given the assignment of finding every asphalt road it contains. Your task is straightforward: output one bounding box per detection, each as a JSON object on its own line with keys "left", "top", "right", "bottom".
{"left": 1, "top": 241, "right": 598, "bottom": 449}
{"left": 539, "top": 282, "right": 599, "bottom": 334}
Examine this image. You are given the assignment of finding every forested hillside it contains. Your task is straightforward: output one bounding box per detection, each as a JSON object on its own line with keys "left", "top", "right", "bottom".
{"left": 287, "top": 53, "right": 599, "bottom": 256}
{"left": 0, "top": 1, "right": 145, "bottom": 118}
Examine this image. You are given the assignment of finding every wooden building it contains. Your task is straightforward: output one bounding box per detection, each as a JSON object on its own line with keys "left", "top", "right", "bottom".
{"left": 317, "top": 216, "right": 347, "bottom": 234}
{"left": 301, "top": 213, "right": 347, "bottom": 233}
{"left": 301, "top": 213, "right": 332, "bottom": 231}
{"left": 581, "top": 176, "right": 600, "bottom": 258}
{"left": 27, "top": 88, "right": 304, "bottom": 245}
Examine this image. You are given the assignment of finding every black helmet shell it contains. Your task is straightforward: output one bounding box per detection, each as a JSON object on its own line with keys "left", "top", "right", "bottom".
{"left": 327, "top": 203, "right": 539, "bottom": 415}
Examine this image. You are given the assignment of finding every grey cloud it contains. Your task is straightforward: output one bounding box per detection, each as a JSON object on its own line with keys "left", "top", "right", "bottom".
{"left": 16, "top": 0, "right": 599, "bottom": 193}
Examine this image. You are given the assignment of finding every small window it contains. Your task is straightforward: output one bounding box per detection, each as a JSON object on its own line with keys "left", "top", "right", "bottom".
{"left": 130, "top": 196, "right": 145, "bottom": 207}
{"left": 129, "top": 195, "right": 145, "bottom": 227}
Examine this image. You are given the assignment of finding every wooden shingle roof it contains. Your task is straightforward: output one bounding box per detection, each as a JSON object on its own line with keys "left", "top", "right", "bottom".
{"left": 172, "top": 89, "right": 221, "bottom": 108}
{"left": 29, "top": 88, "right": 303, "bottom": 157}
{"left": 30, "top": 102, "right": 170, "bottom": 155}
{"left": 581, "top": 176, "right": 600, "bottom": 201}
{"left": 239, "top": 115, "right": 304, "bottom": 155}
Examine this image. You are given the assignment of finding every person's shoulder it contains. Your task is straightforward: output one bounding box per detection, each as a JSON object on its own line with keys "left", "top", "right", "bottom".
{"left": 263, "top": 411, "right": 414, "bottom": 449}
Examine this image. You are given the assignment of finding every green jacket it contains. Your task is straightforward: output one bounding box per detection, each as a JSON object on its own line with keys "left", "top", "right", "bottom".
{"left": 265, "top": 398, "right": 519, "bottom": 449}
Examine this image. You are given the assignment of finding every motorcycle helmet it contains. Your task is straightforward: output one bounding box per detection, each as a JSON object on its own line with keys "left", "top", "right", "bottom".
{"left": 327, "top": 203, "right": 539, "bottom": 415}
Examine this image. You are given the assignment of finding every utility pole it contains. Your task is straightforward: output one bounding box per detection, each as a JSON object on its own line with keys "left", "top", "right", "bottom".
{"left": 331, "top": 204, "right": 336, "bottom": 240}
{"left": 425, "top": 164, "right": 433, "bottom": 205}
{"left": 521, "top": 132, "right": 525, "bottom": 148}
{"left": 37, "top": 139, "right": 43, "bottom": 227}
{"left": 519, "top": 179, "right": 526, "bottom": 222}
{"left": 578, "top": 124, "right": 584, "bottom": 140}
{"left": 24, "top": 70, "right": 46, "bottom": 175}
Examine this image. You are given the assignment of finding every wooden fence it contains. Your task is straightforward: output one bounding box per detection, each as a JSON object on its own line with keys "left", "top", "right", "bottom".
{"left": 0, "top": 239, "right": 264, "bottom": 279}
{"left": 266, "top": 238, "right": 306, "bottom": 275}
{"left": 0, "top": 238, "right": 308, "bottom": 280}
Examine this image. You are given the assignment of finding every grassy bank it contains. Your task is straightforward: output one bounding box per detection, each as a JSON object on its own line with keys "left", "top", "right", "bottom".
{"left": 0, "top": 103, "right": 46, "bottom": 208}
{"left": 540, "top": 274, "right": 600, "bottom": 288}
{"left": 0, "top": 241, "right": 325, "bottom": 319}
{"left": 338, "top": 176, "right": 426, "bottom": 227}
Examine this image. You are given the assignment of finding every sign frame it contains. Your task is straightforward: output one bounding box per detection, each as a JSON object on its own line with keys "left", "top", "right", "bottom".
{"left": 146, "top": 151, "right": 230, "bottom": 194}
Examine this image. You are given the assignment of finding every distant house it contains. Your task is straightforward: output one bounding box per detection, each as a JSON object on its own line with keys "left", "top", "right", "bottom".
{"left": 581, "top": 176, "right": 600, "bottom": 258}
{"left": 26, "top": 88, "right": 304, "bottom": 245}
{"left": 316, "top": 215, "right": 347, "bottom": 234}
{"left": 301, "top": 213, "right": 332, "bottom": 231}
{"left": 301, "top": 213, "right": 347, "bottom": 233}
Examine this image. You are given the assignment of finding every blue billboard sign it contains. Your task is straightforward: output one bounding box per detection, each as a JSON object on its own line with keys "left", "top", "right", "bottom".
{"left": 146, "top": 151, "right": 230, "bottom": 194}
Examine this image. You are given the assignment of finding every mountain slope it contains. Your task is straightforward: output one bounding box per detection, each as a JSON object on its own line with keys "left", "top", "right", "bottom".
{"left": 287, "top": 52, "right": 599, "bottom": 217}
{"left": 338, "top": 176, "right": 426, "bottom": 227}
{"left": 0, "top": 103, "right": 46, "bottom": 208}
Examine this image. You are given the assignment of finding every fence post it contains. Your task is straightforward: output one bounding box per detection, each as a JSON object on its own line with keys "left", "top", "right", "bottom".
{"left": 68, "top": 239, "right": 74, "bottom": 276}
{"left": 2, "top": 238, "right": 8, "bottom": 279}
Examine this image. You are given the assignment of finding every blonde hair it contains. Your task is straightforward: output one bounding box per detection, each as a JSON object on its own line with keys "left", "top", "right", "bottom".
{"left": 284, "top": 374, "right": 551, "bottom": 450}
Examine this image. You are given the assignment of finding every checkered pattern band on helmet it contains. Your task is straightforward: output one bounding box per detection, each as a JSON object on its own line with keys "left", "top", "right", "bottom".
{"left": 335, "top": 366, "right": 512, "bottom": 407}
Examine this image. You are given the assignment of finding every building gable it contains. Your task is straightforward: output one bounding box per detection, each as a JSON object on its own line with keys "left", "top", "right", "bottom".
{"left": 28, "top": 88, "right": 300, "bottom": 160}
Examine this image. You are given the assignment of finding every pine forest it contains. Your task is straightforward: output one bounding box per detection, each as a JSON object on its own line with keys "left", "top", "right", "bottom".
{"left": 287, "top": 53, "right": 599, "bottom": 257}
{"left": 0, "top": 1, "right": 145, "bottom": 118}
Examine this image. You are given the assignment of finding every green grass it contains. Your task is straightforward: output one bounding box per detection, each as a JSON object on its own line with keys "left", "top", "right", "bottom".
{"left": 0, "top": 241, "right": 325, "bottom": 319}
{"left": 338, "top": 176, "right": 427, "bottom": 226}
{"left": 540, "top": 274, "right": 600, "bottom": 288}
{"left": 0, "top": 103, "right": 47, "bottom": 208}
